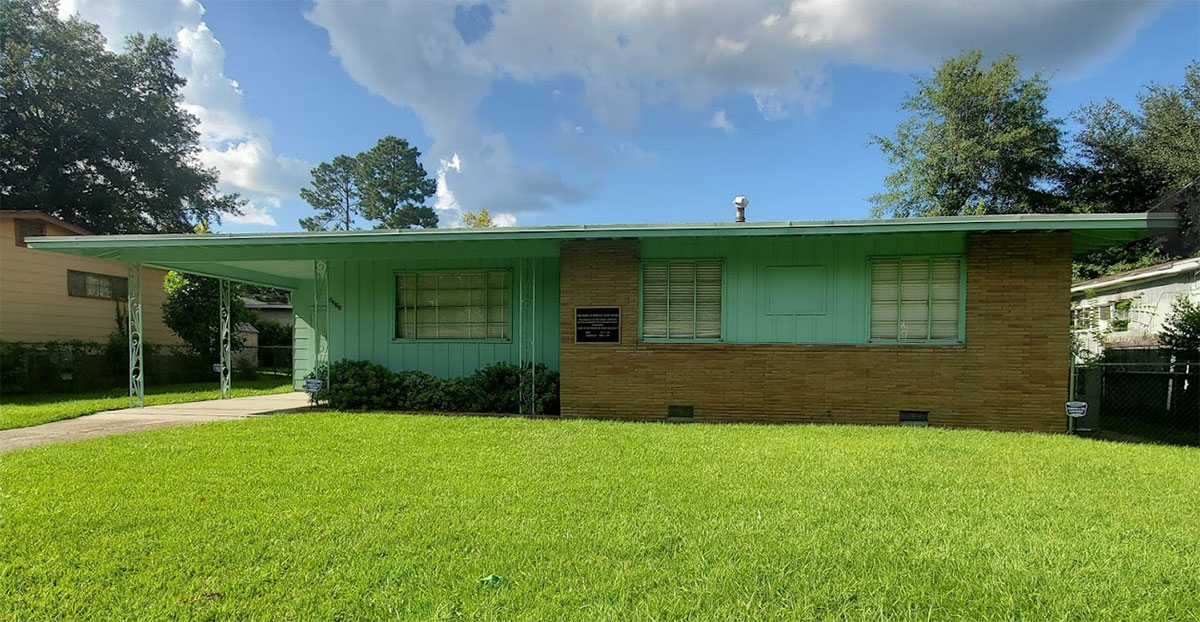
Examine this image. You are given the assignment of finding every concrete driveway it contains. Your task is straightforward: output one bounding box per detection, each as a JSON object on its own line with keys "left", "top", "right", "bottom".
{"left": 0, "top": 392, "right": 311, "bottom": 453}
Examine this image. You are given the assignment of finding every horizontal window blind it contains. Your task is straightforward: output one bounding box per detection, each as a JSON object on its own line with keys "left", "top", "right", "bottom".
{"left": 642, "top": 261, "right": 722, "bottom": 340}
{"left": 395, "top": 271, "right": 509, "bottom": 340}
{"left": 870, "top": 258, "right": 961, "bottom": 342}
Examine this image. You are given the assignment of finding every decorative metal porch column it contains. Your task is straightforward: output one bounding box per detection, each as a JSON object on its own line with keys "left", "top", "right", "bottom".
{"left": 313, "top": 260, "right": 330, "bottom": 393}
{"left": 517, "top": 258, "right": 537, "bottom": 414}
{"left": 127, "top": 263, "right": 145, "bottom": 407}
{"left": 219, "top": 278, "right": 232, "bottom": 398}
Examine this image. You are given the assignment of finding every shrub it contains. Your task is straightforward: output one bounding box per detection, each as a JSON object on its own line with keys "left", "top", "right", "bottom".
{"left": 314, "top": 359, "right": 560, "bottom": 415}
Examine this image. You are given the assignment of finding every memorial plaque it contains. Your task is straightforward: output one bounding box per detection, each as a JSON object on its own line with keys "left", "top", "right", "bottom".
{"left": 576, "top": 307, "right": 620, "bottom": 343}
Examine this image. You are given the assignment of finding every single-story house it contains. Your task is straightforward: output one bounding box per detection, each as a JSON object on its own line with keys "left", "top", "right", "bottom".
{"left": 28, "top": 212, "right": 1175, "bottom": 432}
{"left": 243, "top": 296, "right": 295, "bottom": 327}
{"left": 1071, "top": 256, "right": 1200, "bottom": 359}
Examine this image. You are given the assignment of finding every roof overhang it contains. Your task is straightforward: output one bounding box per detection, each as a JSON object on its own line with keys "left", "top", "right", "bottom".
{"left": 27, "top": 212, "right": 1177, "bottom": 290}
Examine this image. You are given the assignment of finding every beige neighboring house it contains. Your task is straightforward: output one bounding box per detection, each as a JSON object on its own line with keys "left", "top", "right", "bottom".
{"left": 1071, "top": 256, "right": 1200, "bottom": 358}
{"left": 0, "top": 211, "right": 180, "bottom": 345}
{"left": 242, "top": 296, "right": 293, "bottom": 327}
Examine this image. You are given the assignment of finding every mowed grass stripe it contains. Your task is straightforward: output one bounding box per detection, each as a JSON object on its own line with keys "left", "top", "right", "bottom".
{"left": 2, "top": 414, "right": 1198, "bottom": 621}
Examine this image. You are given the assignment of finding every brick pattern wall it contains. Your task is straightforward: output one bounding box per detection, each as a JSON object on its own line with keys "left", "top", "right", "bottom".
{"left": 559, "top": 233, "right": 1071, "bottom": 433}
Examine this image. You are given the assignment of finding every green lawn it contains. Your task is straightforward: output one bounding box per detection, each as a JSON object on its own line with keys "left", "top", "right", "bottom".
{"left": 0, "top": 378, "right": 294, "bottom": 430}
{"left": 2, "top": 415, "right": 1198, "bottom": 621}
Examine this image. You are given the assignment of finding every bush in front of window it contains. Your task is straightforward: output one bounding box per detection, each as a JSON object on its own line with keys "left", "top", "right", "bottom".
{"left": 316, "top": 360, "right": 560, "bottom": 415}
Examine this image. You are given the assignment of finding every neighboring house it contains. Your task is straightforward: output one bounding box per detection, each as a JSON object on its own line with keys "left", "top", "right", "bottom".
{"left": 243, "top": 296, "right": 294, "bottom": 327}
{"left": 1071, "top": 257, "right": 1200, "bottom": 359}
{"left": 29, "top": 212, "right": 1175, "bottom": 433}
{"left": 0, "top": 211, "right": 178, "bottom": 345}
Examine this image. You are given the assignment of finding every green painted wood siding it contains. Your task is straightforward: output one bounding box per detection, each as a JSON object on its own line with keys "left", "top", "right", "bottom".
{"left": 639, "top": 233, "right": 967, "bottom": 344}
{"left": 294, "top": 256, "right": 559, "bottom": 385}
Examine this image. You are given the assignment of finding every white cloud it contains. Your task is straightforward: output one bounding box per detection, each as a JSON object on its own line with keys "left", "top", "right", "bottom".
{"left": 58, "top": 0, "right": 309, "bottom": 228}
{"left": 710, "top": 109, "right": 735, "bottom": 133}
{"left": 307, "top": 0, "right": 1161, "bottom": 219}
{"left": 493, "top": 212, "right": 518, "bottom": 227}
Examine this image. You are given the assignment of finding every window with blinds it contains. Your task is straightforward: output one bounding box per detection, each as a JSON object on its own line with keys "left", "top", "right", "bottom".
{"left": 395, "top": 271, "right": 510, "bottom": 340}
{"left": 870, "top": 258, "right": 962, "bottom": 342}
{"left": 641, "top": 261, "right": 722, "bottom": 340}
{"left": 67, "top": 270, "right": 128, "bottom": 300}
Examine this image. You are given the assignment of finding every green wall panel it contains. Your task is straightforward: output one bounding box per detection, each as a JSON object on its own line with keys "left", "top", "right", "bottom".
{"left": 294, "top": 255, "right": 560, "bottom": 384}
{"left": 640, "top": 233, "right": 967, "bottom": 344}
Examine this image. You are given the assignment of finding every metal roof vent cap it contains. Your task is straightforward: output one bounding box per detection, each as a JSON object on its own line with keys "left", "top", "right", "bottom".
{"left": 733, "top": 196, "right": 748, "bottom": 223}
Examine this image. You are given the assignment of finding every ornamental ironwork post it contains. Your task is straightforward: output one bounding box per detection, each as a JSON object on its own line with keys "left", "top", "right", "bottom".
{"left": 128, "top": 263, "right": 145, "bottom": 407}
{"left": 313, "top": 260, "right": 330, "bottom": 394}
{"left": 219, "top": 278, "right": 232, "bottom": 398}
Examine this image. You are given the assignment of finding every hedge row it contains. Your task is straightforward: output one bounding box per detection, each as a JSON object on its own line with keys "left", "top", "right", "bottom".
{"left": 313, "top": 359, "right": 560, "bottom": 415}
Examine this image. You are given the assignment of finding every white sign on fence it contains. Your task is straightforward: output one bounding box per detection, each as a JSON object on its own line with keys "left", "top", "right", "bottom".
{"left": 1065, "top": 401, "right": 1088, "bottom": 418}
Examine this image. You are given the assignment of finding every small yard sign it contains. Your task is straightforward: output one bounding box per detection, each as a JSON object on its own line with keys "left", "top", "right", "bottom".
{"left": 212, "top": 363, "right": 223, "bottom": 373}
{"left": 305, "top": 378, "right": 323, "bottom": 393}
{"left": 1065, "top": 401, "right": 1088, "bottom": 418}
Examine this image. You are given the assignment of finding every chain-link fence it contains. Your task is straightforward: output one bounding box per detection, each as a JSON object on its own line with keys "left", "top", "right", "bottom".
{"left": 1072, "top": 362, "right": 1200, "bottom": 447}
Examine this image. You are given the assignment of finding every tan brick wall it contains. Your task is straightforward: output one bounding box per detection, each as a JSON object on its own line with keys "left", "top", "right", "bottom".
{"left": 559, "top": 233, "right": 1071, "bottom": 433}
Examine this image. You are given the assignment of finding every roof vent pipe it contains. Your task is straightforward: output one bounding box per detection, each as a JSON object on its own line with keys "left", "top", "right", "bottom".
{"left": 733, "top": 196, "right": 748, "bottom": 223}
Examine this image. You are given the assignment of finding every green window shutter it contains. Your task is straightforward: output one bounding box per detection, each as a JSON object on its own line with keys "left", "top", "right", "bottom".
{"left": 870, "top": 261, "right": 899, "bottom": 340}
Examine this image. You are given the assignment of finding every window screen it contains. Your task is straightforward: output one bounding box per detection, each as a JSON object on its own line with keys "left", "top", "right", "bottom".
{"left": 642, "top": 261, "right": 722, "bottom": 340}
{"left": 395, "top": 271, "right": 509, "bottom": 340}
{"left": 870, "top": 258, "right": 961, "bottom": 342}
{"left": 67, "top": 270, "right": 128, "bottom": 300}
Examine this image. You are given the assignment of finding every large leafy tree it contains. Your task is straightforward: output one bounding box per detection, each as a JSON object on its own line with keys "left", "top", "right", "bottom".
{"left": 0, "top": 0, "right": 241, "bottom": 233}
{"left": 298, "top": 155, "right": 361, "bottom": 231}
{"left": 1067, "top": 63, "right": 1200, "bottom": 279}
{"left": 870, "top": 50, "right": 1064, "bottom": 217}
{"left": 357, "top": 136, "right": 438, "bottom": 229}
{"left": 161, "top": 271, "right": 252, "bottom": 363}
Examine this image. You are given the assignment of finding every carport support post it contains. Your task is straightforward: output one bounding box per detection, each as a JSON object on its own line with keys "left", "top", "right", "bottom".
{"left": 219, "top": 278, "right": 232, "bottom": 398}
{"left": 127, "top": 263, "right": 145, "bottom": 407}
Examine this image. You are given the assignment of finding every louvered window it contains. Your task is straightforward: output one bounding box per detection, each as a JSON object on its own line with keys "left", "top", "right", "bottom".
{"left": 15, "top": 219, "right": 46, "bottom": 247}
{"left": 67, "top": 270, "right": 128, "bottom": 301}
{"left": 395, "top": 271, "right": 509, "bottom": 340}
{"left": 642, "top": 261, "right": 722, "bottom": 340}
{"left": 870, "top": 258, "right": 962, "bottom": 342}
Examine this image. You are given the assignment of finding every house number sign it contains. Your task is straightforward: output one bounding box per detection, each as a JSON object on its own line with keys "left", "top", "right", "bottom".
{"left": 575, "top": 307, "right": 620, "bottom": 343}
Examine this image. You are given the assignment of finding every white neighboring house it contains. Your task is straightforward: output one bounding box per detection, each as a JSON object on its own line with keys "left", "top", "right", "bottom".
{"left": 1071, "top": 257, "right": 1200, "bottom": 359}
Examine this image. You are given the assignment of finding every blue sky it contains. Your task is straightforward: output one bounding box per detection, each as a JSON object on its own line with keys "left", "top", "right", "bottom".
{"left": 64, "top": 0, "right": 1199, "bottom": 231}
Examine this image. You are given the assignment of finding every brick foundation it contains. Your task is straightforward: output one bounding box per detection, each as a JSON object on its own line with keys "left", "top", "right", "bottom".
{"left": 559, "top": 233, "right": 1071, "bottom": 432}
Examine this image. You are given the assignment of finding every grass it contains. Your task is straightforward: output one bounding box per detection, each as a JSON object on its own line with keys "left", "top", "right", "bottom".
{"left": 2, "top": 414, "right": 1198, "bottom": 621}
{"left": 0, "top": 377, "right": 294, "bottom": 430}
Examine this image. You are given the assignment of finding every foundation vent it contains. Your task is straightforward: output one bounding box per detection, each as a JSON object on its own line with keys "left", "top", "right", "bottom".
{"left": 668, "top": 405, "right": 694, "bottom": 419}
{"left": 899, "top": 410, "right": 930, "bottom": 427}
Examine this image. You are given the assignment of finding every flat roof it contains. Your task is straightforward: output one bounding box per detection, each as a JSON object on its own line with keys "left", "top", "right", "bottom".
{"left": 1072, "top": 255, "right": 1200, "bottom": 296}
{"left": 26, "top": 212, "right": 1176, "bottom": 290}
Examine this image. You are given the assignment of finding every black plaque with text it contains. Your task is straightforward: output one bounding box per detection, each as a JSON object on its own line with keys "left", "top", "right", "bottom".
{"left": 575, "top": 307, "right": 620, "bottom": 343}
